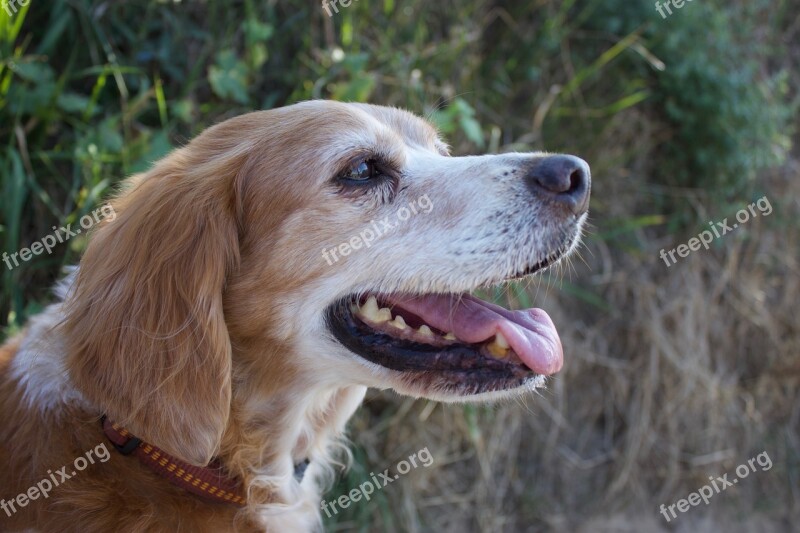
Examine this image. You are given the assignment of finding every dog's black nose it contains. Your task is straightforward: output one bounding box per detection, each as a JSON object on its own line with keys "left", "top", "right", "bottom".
{"left": 525, "top": 155, "right": 591, "bottom": 215}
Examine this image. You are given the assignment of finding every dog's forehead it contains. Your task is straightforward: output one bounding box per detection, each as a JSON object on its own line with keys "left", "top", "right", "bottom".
{"left": 287, "top": 100, "right": 447, "bottom": 154}
{"left": 352, "top": 103, "right": 446, "bottom": 151}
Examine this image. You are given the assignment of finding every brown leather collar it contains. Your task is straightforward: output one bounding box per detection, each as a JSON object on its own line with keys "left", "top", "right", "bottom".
{"left": 101, "top": 416, "right": 246, "bottom": 506}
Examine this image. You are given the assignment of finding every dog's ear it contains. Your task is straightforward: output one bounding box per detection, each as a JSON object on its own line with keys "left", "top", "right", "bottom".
{"left": 64, "top": 136, "right": 245, "bottom": 466}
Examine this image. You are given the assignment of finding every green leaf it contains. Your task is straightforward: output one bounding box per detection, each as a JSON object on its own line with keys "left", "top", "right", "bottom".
{"left": 459, "top": 114, "right": 484, "bottom": 147}
{"left": 453, "top": 98, "right": 485, "bottom": 147}
{"left": 332, "top": 73, "right": 375, "bottom": 102}
{"left": 0, "top": 0, "right": 30, "bottom": 45}
{"left": 98, "top": 120, "right": 124, "bottom": 152}
{"left": 208, "top": 50, "right": 250, "bottom": 104}
{"left": 10, "top": 60, "right": 55, "bottom": 83}
{"left": 131, "top": 131, "right": 173, "bottom": 173}
{"left": 7, "top": 81, "right": 56, "bottom": 114}
{"left": 56, "top": 92, "right": 91, "bottom": 114}
{"left": 173, "top": 100, "right": 194, "bottom": 123}
{"left": 244, "top": 19, "right": 273, "bottom": 44}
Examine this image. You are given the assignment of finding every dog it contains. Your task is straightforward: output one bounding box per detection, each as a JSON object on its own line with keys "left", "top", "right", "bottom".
{"left": 0, "top": 100, "right": 590, "bottom": 532}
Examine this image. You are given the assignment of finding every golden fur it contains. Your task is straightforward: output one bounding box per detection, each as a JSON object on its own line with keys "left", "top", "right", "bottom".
{"left": 0, "top": 101, "right": 587, "bottom": 532}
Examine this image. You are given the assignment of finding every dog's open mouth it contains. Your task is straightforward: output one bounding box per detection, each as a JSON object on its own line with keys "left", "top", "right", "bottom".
{"left": 326, "top": 288, "right": 564, "bottom": 394}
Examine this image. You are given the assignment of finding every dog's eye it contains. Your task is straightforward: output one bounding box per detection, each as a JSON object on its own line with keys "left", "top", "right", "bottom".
{"left": 340, "top": 160, "right": 381, "bottom": 182}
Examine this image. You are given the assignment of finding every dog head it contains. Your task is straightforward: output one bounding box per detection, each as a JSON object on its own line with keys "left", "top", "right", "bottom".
{"left": 64, "top": 101, "right": 589, "bottom": 465}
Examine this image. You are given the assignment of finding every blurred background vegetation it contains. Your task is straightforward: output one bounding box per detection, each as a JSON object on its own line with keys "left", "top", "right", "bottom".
{"left": 1, "top": 0, "right": 798, "bottom": 531}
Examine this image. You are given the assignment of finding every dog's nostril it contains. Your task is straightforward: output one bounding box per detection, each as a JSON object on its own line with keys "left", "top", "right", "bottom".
{"left": 525, "top": 154, "right": 591, "bottom": 215}
{"left": 569, "top": 168, "right": 583, "bottom": 193}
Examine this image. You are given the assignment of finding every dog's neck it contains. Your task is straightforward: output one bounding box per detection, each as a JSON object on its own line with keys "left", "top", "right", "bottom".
{"left": 221, "top": 377, "right": 366, "bottom": 482}
{"left": 216, "top": 356, "right": 366, "bottom": 526}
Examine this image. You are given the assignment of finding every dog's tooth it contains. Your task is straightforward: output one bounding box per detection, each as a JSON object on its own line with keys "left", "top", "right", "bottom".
{"left": 418, "top": 325, "right": 433, "bottom": 337}
{"left": 494, "top": 332, "right": 509, "bottom": 349}
{"left": 487, "top": 333, "right": 510, "bottom": 358}
{"left": 444, "top": 332, "right": 456, "bottom": 341}
{"left": 360, "top": 296, "right": 380, "bottom": 321}
{"left": 375, "top": 307, "right": 392, "bottom": 323}
{"left": 389, "top": 314, "right": 407, "bottom": 330}
{"left": 487, "top": 342, "right": 509, "bottom": 359}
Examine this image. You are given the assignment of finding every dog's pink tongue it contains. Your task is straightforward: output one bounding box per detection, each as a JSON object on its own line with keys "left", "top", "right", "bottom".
{"left": 386, "top": 294, "right": 563, "bottom": 375}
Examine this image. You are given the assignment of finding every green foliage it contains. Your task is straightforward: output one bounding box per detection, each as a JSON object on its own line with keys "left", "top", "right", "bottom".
{"left": 429, "top": 98, "right": 484, "bottom": 148}
{"left": 0, "top": 0, "right": 792, "bottom": 338}
{"left": 586, "top": 0, "right": 793, "bottom": 194}
{"left": 208, "top": 50, "right": 251, "bottom": 104}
